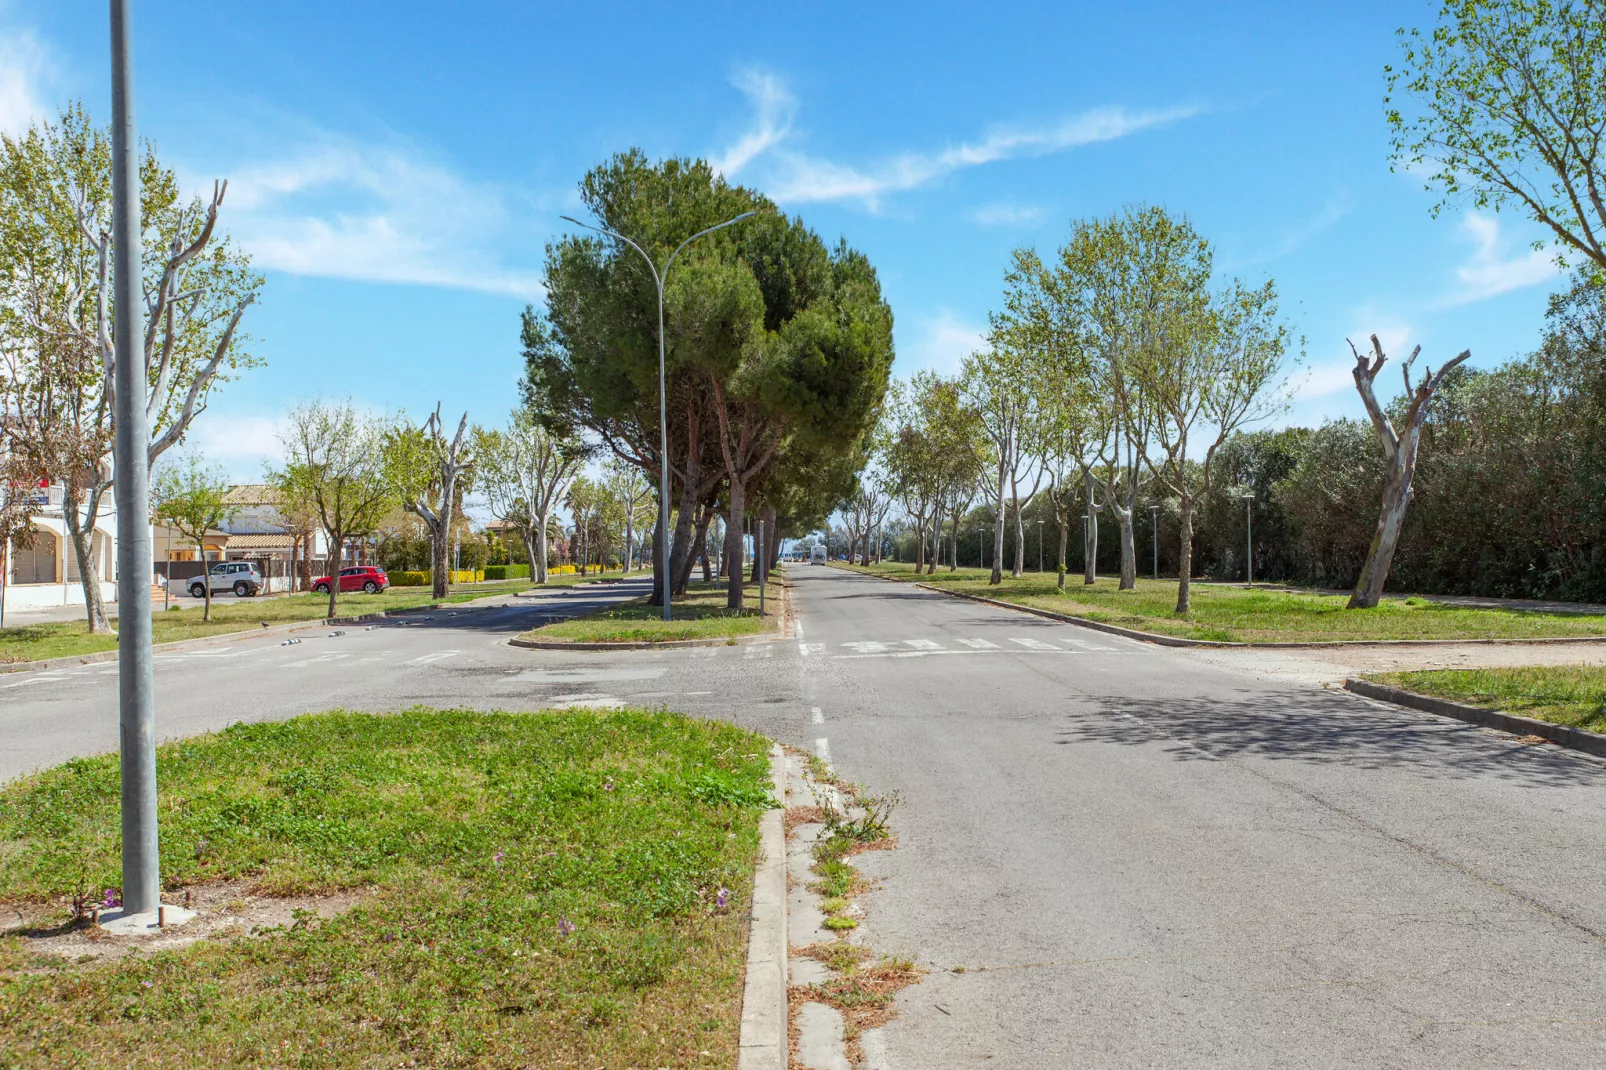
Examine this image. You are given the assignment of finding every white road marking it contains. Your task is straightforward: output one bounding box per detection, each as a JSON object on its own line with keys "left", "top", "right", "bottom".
{"left": 841, "top": 641, "right": 893, "bottom": 654}
{"left": 518, "top": 668, "right": 665, "bottom": 683}
{"left": 811, "top": 706, "right": 824, "bottom": 725}
{"left": 1058, "top": 637, "right": 1116, "bottom": 651}
{"left": 1009, "top": 637, "right": 1059, "bottom": 651}
{"left": 800, "top": 641, "right": 825, "bottom": 657}
{"left": 285, "top": 653, "right": 351, "bottom": 668}
{"left": 957, "top": 637, "right": 999, "bottom": 649}
{"left": 684, "top": 690, "right": 713, "bottom": 695}
{"left": 795, "top": 619, "right": 805, "bottom": 640}
{"left": 406, "top": 650, "right": 461, "bottom": 665}
{"left": 903, "top": 639, "right": 941, "bottom": 650}
{"left": 744, "top": 644, "right": 773, "bottom": 659}
{"left": 814, "top": 737, "right": 832, "bottom": 765}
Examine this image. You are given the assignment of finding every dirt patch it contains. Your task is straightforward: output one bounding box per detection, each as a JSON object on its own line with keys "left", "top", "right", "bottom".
{"left": 1, "top": 880, "right": 366, "bottom": 969}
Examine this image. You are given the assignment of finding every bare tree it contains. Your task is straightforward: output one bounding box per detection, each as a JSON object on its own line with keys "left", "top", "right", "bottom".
{"left": 403, "top": 405, "right": 473, "bottom": 599}
{"left": 473, "top": 407, "right": 584, "bottom": 585}
{"left": 1346, "top": 334, "right": 1472, "bottom": 608}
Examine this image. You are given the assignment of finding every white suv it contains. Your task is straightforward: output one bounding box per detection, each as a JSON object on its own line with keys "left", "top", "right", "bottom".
{"left": 178, "top": 561, "right": 264, "bottom": 598}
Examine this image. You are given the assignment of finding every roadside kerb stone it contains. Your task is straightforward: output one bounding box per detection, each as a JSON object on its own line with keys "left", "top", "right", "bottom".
{"left": 796, "top": 1001, "right": 851, "bottom": 1070}
{"left": 1343, "top": 677, "right": 1606, "bottom": 759}
{"left": 509, "top": 632, "right": 781, "bottom": 652}
{"left": 738, "top": 743, "right": 789, "bottom": 1070}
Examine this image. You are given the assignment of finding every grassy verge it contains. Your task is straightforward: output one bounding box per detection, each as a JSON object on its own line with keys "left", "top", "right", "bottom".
{"left": 0, "top": 706, "right": 772, "bottom": 1068}
{"left": 840, "top": 563, "right": 1606, "bottom": 644}
{"left": 520, "top": 575, "right": 785, "bottom": 645}
{"left": 0, "top": 573, "right": 628, "bottom": 665}
{"left": 1369, "top": 667, "right": 1606, "bottom": 733}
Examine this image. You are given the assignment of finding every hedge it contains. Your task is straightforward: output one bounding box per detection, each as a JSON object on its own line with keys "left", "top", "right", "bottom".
{"left": 482, "top": 564, "right": 530, "bottom": 581}
{"left": 388, "top": 571, "right": 430, "bottom": 587}
{"left": 386, "top": 569, "right": 485, "bottom": 587}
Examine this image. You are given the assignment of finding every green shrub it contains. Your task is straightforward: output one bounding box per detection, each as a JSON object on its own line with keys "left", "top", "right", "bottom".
{"left": 388, "top": 570, "right": 430, "bottom": 587}
{"left": 483, "top": 564, "right": 529, "bottom": 581}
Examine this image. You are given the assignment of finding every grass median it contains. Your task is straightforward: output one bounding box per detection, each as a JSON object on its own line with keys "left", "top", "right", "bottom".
{"left": 1368, "top": 667, "right": 1606, "bottom": 734}
{"left": 0, "top": 706, "right": 773, "bottom": 1068}
{"left": 520, "top": 574, "right": 784, "bottom": 645}
{"left": 842, "top": 563, "right": 1606, "bottom": 644}
{"left": 0, "top": 572, "right": 627, "bottom": 666}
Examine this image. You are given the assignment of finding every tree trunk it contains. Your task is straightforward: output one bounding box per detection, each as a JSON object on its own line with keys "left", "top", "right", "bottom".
{"left": 325, "top": 533, "right": 342, "bottom": 618}
{"left": 623, "top": 511, "right": 634, "bottom": 573}
{"left": 63, "top": 485, "right": 113, "bottom": 634}
{"left": 1113, "top": 499, "right": 1136, "bottom": 590}
{"left": 678, "top": 506, "right": 710, "bottom": 594}
{"left": 197, "top": 538, "right": 213, "bottom": 622}
{"left": 664, "top": 478, "right": 700, "bottom": 600}
{"left": 301, "top": 535, "right": 313, "bottom": 592}
{"left": 1011, "top": 499, "right": 1025, "bottom": 578}
{"left": 534, "top": 514, "right": 551, "bottom": 583}
{"left": 1083, "top": 474, "right": 1098, "bottom": 586}
{"left": 429, "top": 517, "right": 450, "bottom": 599}
{"left": 724, "top": 478, "right": 746, "bottom": 610}
{"left": 1175, "top": 496, "right": 1195, "bottom": 614}
{"left": 650, "top": 508, "right": 669, "bottom": 605}
{"left": 990, "top": 461, "right": 1008, "bottom": 585}
{"left": 1056, "top": 520, "right": 1069, "bottom": 590}
{"left": 1349, "top": 471, "right": 1412, "bottom": 609}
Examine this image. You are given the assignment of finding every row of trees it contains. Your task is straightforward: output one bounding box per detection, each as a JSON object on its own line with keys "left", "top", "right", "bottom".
{"left": 522, "top": 151, "right": 896, "bottom": 610}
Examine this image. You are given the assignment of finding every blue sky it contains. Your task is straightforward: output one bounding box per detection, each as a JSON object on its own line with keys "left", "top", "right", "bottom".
{"left": 0, "top": 0, "right": 1571, "bottom": 480}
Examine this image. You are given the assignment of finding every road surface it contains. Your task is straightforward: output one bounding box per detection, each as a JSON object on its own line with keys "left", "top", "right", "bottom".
{"left": 4, "top": 566, "right": 1605, "bottom": 1067}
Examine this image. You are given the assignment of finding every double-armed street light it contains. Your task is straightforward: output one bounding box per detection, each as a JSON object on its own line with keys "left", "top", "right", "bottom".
{"left": 560, "top": 210, "right": 756, "bottom": 621}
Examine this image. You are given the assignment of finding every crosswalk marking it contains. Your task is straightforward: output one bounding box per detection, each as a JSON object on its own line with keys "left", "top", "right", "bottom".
{"left": 956, "top": 637, "right": 999, "bottom": 649}
{"left": 903, "top": 639, "right": 941, "bottom": 650}
{"left": 798, "top": 642, "right": 824, "bottom": 657}
{"left": 744, "top": 644, "right": 773, "bottom": 659}
{"left": 406, "top": 650, "right": 461, "bottom": 665}
{"left": 1059, "top": 637, "right": 1116, "bottom": 652}
{"left": 1009, "top": 637, "right": 1059, "bottom": 650}
{"left": 841, "top": 640, "right": 893, "bottom": 653}
{"left": 286, "top": 652, "right": 350, "bottom": 668}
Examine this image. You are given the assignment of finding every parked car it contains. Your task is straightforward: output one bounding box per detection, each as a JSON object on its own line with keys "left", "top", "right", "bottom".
{"left": 174, "top": 561, "right": 263, "bottom": 598}
{"left": 311, "top": 566, "right": 390, "bottom": 595}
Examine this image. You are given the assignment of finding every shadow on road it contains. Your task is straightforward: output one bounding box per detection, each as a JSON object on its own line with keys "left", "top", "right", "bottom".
{"left": 1057, "top": 690, "right": 1606, "bottom": 790}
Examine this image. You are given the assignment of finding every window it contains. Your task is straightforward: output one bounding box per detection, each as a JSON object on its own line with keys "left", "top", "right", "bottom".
{"left": 211, "top": 564, "right": 227, "bottom": 575}
{"left": 340, "top": 568, "right": 360, "bottom": 576}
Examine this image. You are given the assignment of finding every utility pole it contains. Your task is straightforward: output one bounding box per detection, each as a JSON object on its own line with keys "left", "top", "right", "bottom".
{"left": 1149, "top": 504, "right": 1160, "bottom": 580}
{"left": 1239, "top": 491, "right": 1254, "bottom": 587}
{"left": 111, "top": 0, "right": 161, "bottom": 919}
{"left": 757, "top": 519, "right": 765, "bottom": 617}
{"left": 1037, "top": 519, "right": 1044, "bottom": 573}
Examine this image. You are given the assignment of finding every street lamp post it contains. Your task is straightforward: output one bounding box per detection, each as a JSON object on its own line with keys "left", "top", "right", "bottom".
{"left": 560, "top": 210, "right": 755, "bottom": 620}
{"left": 1149, "top": 504, "right": 1160, "bottom": 580}
{"left": 1037, "top": 519, "right": 1044, "bottom": 573}
{"left": 1238, "top": 491, "right": 1255, "bottom": 587}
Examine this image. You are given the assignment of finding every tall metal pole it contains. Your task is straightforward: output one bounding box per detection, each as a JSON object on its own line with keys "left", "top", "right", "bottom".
{"left": 1245, "top": 495, "right": 1254, "bottom": 587}
{"left": 111, "top": 0, "right": 159, "bottom": 916}
{"left": 1037, "top": 520, "right": 1044, "bottom": 573}
{"left": 560, "top": 211, "right": 753, "bottom": 622}
{"left": 757, "top": 519, "right": 764, "bottom": 617}
{"left": 1150, "top": 505, "right": 1159, "bottom": 580}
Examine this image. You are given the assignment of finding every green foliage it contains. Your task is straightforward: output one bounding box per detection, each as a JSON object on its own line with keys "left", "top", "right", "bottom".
{"left": 482, "top": 564, "right": 530, "bottom": 581}
{"left": 0, "top": 707, "right": 770, "bottom": 1066}
{"left": 1371, "top": 666, "right": 1606, "bottom": 733}
{"left": 387, "top": 570, "right": 430, "bottom": 587}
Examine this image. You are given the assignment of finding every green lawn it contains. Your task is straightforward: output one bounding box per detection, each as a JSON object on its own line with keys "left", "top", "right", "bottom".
{"left": 843, "top": 563, "right": 1606, "bottom": 644}
{"left": 0, "top": 707, "right": 772, "bottom": 1068}
{"left": 0, "top": 573, "right": 624, "bottom": 665}
{"left": 1369, "top": 667, "right": 1606, "bottom": 733}
{"left": 522, "top": 575, "right": 785, "bottom": 644}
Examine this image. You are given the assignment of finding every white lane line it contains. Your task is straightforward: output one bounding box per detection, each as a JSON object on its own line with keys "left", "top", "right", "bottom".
{"left": 406, "top": 650, "right": 461, "bottom": 665}
{"left": 1009, "top": 637, "right": 1059, "bottom": 650}
{"left": 957, "top": 637, "right": 999, "bottom": 649}
{"left": 811, "top": 706, "right": 824, "bottom": 725}
{"left": 814, "top": 737, "right": 832, "bottom": 765}
{"left": 285, "top": 652, "right": 351, "bottom": 668}
{"left": 685, "top": 690, "right": 714, "bottom": 696}
{"left": 743, "top": 645, "right": 773, "bottom": 659}
{"left": 903, "top": 639, "right": 942, "bottom": 650}
{"left": 795, "top": 618, "right": 805, "bottom": 640}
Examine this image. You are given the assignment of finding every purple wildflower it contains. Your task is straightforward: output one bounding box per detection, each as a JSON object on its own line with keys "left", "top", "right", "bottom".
{"left": 103, "top": 889, "right": 120, "bottom": 908}
{"left": 492, "top": 851, "right": 505, "bottom": 867}
{"left": 141, "top": 981, "right": 152, "bottom": 989}
{"left": 557, "top": 916, "right": 576, "bottom": 937}
{"left": 716, "top": 888, "right": 730, "bottom": 909}
{"left": 603, "top": 778, "right": 615, "bottom": 792}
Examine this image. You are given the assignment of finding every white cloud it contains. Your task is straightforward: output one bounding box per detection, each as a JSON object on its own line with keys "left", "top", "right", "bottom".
{"left": 1442, "top": 213, "right": 1561, "bottom": 306}
{"left": 185, "top": 413, "right": 287, "bottom": 481}
{"left": 212, "top": 138, "right": 545, "bottom": 299}
{"left": 901, "top": 310, "right": 988, "bottom": 374}
{"left": 715, "top": 70, "right": 1197, "bottom": 210}
{"left": 972, "top": 202, "right": 1048, "bottom": 227}
{"left": 0, "top": 29, "right": 51, "bottom": 135}
{"left": 1293, "top": 315, "right": 1416, "bottom": 401}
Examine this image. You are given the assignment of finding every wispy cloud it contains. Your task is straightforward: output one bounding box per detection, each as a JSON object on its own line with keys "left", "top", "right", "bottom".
{"left": 972, "top": 202, "right": 1048, "bottom": 227}
{"left": 1235, "top": 192, "right": 1350, "bottom": 267}
{"left": 210, "top": 136, "right": 545, "bottom": 299}
{"left": 901, "top": 309, "right": 988, "bottom": 374}
{"left": 1293, "top": 313, "right": 1416, "bottom": 401}
{"left": 715, "top": 70, "right": 1198, "bottom": 210}
{"left": 0, "top": 28, "right": 52, "bottom": 135}
{"left": 1440, "top": 213, "right": 1562, "bottom": 307}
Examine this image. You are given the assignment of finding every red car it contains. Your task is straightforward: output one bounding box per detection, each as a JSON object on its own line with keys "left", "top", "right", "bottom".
{"left": 312, "top": 566, "right": 390, "bottom": 594}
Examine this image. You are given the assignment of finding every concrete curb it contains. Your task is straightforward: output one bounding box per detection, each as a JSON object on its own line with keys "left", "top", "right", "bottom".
{"left": 0, "top": 602, "right": 457, "bottom": 675}
{"left": 836, "top": 566, "right": 1606, "bottom": 650}
{"left": 1343, "top": 678, "right": 1606, "bottom": 759}
{"left": 738, "top": 743, "right": 789, "bottom": 1070}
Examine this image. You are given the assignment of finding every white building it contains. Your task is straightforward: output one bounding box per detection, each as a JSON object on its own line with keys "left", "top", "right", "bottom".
{"left": 3, "top": 481, "right": 126, "bottom": 614}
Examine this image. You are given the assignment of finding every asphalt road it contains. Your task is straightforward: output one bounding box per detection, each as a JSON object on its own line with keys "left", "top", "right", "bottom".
{"left": 6, "top": 566, "right": 1606, "bottom": 1066}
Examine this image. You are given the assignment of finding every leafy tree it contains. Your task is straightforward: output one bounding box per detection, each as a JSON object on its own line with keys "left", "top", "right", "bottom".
{"left": 270, "top": 401, "right": 395, "bottom": 617}
{"left": 152, "top": 453, "right": 236, "bottom": 622}
{"left": 1387, "top": 0, "right": 1606, "bottom": 275}
{"left": 0, "top": 104, "right": 261, "bottom": 633}
{"left": 391, "top": 405, "right": 473, "bottom": 599}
